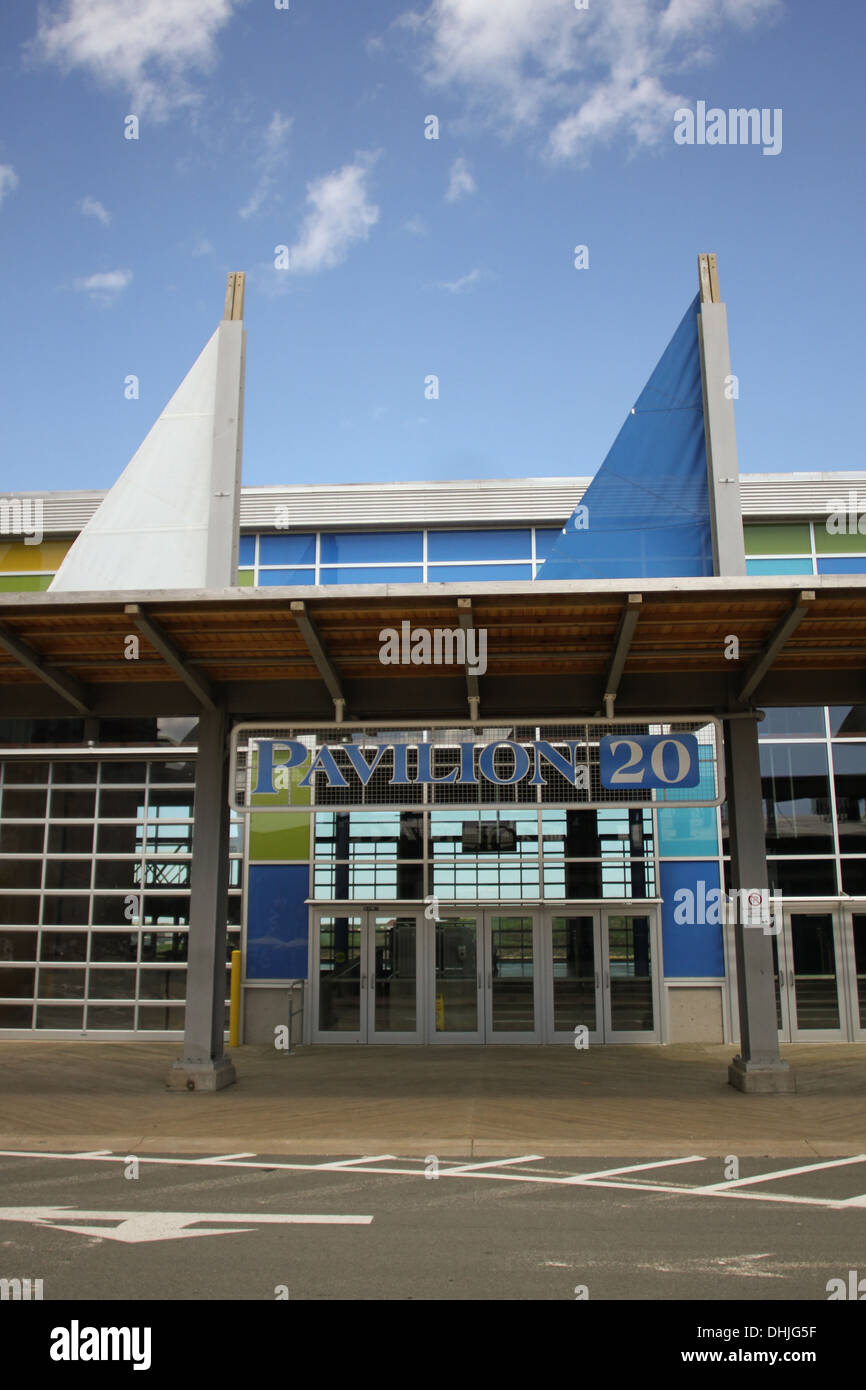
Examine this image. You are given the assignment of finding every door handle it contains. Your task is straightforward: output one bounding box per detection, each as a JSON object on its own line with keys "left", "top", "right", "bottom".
{"left": 595, "top": 972, "right": 599, "bottom": 990}
{"left": 604, "top": 973, "right": 609, "bottom": 990}
{"left": 361, "top": 975, "right": 367, "bottom": 989}
{"left": 778, "top": 971, "right": 784, "bottom": 988}
{"left": 487, "top": 972, "right": 492, "bottom": 989}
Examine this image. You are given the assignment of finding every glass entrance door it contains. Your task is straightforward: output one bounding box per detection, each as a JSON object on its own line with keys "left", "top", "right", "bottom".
{"left": 846, "top": 912, "right": 866, "bottom": 1040}
{"left": 544, "top": 910, "right": 659, "bottom": 1042}
{"left": 430, "top": 912, "right": 539, "bottom": 1042}
{"left": 313, "top": 910, "right": 423, "bottom": 1043}
{"left": 602, "top": 912, "right": 657, "bottom": 1042}
{"left": 775, "top": 911, "right": 844, "bottom": 1041}
{"left": 432, "top": 915, "right": 482, "bottom": 1041}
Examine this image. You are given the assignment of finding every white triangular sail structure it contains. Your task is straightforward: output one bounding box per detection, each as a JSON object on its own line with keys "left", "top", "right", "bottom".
{"left": 51, "top": 285, "right": 245, "bottom": 593}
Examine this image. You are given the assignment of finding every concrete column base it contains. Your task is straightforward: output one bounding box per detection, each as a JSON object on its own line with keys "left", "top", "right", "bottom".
{"left": 728, "top": 1055, "right": 796, "bottom": 1094}
{"left": 166, "top": 1057, "right": 237, "bottom": 1093}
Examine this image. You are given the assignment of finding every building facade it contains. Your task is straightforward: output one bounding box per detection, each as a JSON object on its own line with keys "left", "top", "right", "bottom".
{"left": 1, "top": 473, "right": 865, "bottom": 1046}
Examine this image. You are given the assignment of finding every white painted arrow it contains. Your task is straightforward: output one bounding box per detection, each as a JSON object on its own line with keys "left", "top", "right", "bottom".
{"left": 0, "top": 1207, "right": 372, "bottom": 1244}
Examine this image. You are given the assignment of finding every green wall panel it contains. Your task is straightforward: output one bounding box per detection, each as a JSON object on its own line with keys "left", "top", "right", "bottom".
{"left": 249, "top": 812, "right": 310, "bottom": 862}
{"left": 743, "top": 524, "right": 811, "bottom": 556}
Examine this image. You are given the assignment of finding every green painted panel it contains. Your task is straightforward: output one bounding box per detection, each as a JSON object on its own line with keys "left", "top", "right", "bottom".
{"left": 0, "top": 573, "right": 53, "bottom": 591}
{"left": 237, "top": 569, "right": 255, "bottom": 587}
{"left": 743, "top": 524, "right": 811, "bottom": 556}
{"left": 249, "top": 751, "right": 311, "bottom": 808}
{"left": 814, "top": 524, "right": 866, "bottom": 554}
{"left": 249, "top": 812, "right": 310, "bottom": 862}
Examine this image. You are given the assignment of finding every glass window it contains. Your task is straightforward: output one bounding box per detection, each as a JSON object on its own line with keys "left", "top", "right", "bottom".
{"left": 841, "top": 860, "right": 866, "bottom": 895}
{"left": 1, "top": 762, "right": 49, "bottom": 784}
{"left": 95, "top": 860, "right": 139, "bottom": 889}
{"left": 51, "top": 762, "right": 98, "bottom": 784}
{"left": 136, "top": 1005, "right": 185, "bottom": 1030}
{"left": 817, "top": 557, "right": 866, "bottom": 575}
{"left": 534, "top": 529, "right": 563, "bottom": 560}
{"left": 140, "top": 932, "right": 188, "bottom": 963}
{"left": 90, "top": 933, "right": 139, "bottom": 962}
{"left": 138, "top": 970, "right": 186, "bottom": 999}
{"left": 96, "top": 824, "right": 143, "bottom": 854}
{"left": 148, "top": 790, "right": 194, "bottom": 818}
{"left": 759, "top": 707, "right": 826, "bottom": 738}
{"left": 35, "top": 1005, "right": 82, "bottom": 1028}
{"left": 40, "top": 932, "right": 88, "bottom": 961}
{"left": 86, "top": 1006, "right": 135, "bottom": 1029}
{"left": 100, "top": 763, "right": 150, "bottom": 784}
{"left": 258, "top": 533, "right": 317, "bottom": 565}
{"left": 427, "top": 530, "right": 532, "bottom": 561}
{"left": 0, "top": 931, "right": 37, "bottom": 960}
{"left": 0, "top": 823, "right": 45, "bottom": 853}
{"left": 320, "top": 532, "right": 422, "bottom": 564}
{"left": 49, "top": 789, "right": 95, "bottom": 818}
{"left": 832, "top": 742, "right": 866, "bottom": 851}
{"left": 88, "top": 969, "right": 136, "bottom": 999}
{"left": 0, "top": 1004, "right": 34, "bottom": 1025}
{"left": 426, "top": 564, "right": 532, "bottom": 582}
{"left": 45, "top": 860, "right": 92, "bottom": 889}
{"left": 99, "top": 788, "right": 145, "bottom": 818}
{"left": 37, "top": 968, "right": 85, "bottom": 999}
{"left": 41, "top": 896, "right": 89, "bottom": 926}
{"left": 0, "top": 860, "right": 41, "bottom": 888}
{"left": 724, "top": 858, "right": 838, "bottom": 896}
{"left": 759, "top": 743, "right": 833, "bottom": 853}
{"left": 318, "top": 566, "right": 423, "bottom": 584}
{"left": 256, "top": 569, "right": 316, "bottom": 587}
{"left": 149, "top": 761, "right": 196, "bottom": 784}
{"left": 0, "top": 896, "right": 40, "bottom": 925}
{"left": 829, "top": 706, "right": 866, "bottom": 736}
{"left": 743, "top": 524, "right": 811, "bottom": 555}
{"left": 746, "top": 558, "right": 814, "bottom": 576}
{"left": 238, "top": 534, "right": 256, "bottom": 566}
{"left": 2, "top": 788, "right": 48, "bottom": 817}
{"left": 814, "top": 526, "right": 866, "bottom": 555}
{"left": 47, "top": 823, "right": 94, "bottom": 854}
{"left": 428, "top": 561, "right": 536, "bottom": 583}
{"left": 0, "top": 967, "right": 35, "bottom": 997}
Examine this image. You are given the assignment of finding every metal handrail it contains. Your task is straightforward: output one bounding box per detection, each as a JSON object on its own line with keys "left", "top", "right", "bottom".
{"left": 286, "top": 979, "right": 305, "bottom": 1053}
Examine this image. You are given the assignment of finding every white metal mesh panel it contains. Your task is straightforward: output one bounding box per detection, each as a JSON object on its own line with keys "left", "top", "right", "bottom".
{"left": 230, "top": 719, "right": 723, "bottom": 813}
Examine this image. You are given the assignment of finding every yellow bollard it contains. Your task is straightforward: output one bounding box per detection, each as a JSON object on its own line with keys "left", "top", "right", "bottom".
{"left": 229, "top": 949, "right": 242, "bottom": 1047}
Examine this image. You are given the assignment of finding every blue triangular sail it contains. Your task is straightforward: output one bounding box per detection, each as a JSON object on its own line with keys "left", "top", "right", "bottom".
{"left": 537, "top": 294, "right": 712, "bottom": 580}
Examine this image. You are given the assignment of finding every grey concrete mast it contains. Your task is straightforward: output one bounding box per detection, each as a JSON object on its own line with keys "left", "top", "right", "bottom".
{"left": 168, "top": 273, "right": 245, "bottom": 1092}
{"left": 698, "top": 254, "right": 794, "bottom": 1092}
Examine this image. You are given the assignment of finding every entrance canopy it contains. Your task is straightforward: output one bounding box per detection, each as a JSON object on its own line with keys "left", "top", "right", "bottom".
{"left": 0, "top": 575, "right": 865, "bottom": 722}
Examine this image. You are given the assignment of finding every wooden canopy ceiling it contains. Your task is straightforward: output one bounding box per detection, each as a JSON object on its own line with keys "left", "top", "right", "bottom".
{"left": 0, "top": 576, "right": 864, "bottom": 723}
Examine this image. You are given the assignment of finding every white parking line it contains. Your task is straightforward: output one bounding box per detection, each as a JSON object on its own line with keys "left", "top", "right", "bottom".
{"left": 561, "top": 1156, "right": 706, "bottom": 1184}
{"left": 193, "top": 1153, "right": 258, "bottom": 1164}
{"left": 1, "top": 1149, "right": 865, "bottom": 1212}
{"left": 436, "top": 1155, "right": 543, "bottom": 1175}
{"left": 693, "top": 1154, "right": 866, "bottom": 1193}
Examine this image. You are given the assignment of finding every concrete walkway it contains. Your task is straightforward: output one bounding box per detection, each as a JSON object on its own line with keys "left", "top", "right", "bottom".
{"left": 0, "top": 1041, "right": 864, "bottom": 1157}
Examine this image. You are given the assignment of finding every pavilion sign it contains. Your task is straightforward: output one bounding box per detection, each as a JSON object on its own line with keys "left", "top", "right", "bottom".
{"left": 229, "top": 719, "right": 724, "bottom": 813}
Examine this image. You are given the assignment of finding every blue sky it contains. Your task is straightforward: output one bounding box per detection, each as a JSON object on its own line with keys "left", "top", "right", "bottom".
{"left": 1, "top": 0, "right": 864, "bottom": 494}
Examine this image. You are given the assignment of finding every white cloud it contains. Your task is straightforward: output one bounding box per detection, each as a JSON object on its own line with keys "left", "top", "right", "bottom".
{"left": 27, "top": 0, "right": 241, "bottom": 118}
{"left": 74, "top": 268, "right": 132, "bottom": 303}
{"left": 445, "top": 156, "right": 476, "bottom": 202}
{"left": 0, "top": 164, "right": 19, "bottom": 206}
{"left": 394, "top": 0, "right": 781, "bottom": 162}
{"left": 403, "top": 215, "right": 429, "bottom": 236}
{"left": 79, "top": 195, "right": 110, "bottom": 225}
{"left": 436, "top": 267, "right": 481, "bottom": 293}
{"left": 192, "top": 237, "right": 215, "bottom": 257}
{"left": 285, "top": 155, "right": 380, "bottom": 273}
{"left": 239, "top": 110, "right": 293, "bottom": 220}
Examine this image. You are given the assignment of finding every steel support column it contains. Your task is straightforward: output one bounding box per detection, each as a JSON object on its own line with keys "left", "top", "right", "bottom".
{"left": 167, "top": 705, "right": 237, "bottom": 1091}
{"left": 724, "top": 718, "right": 795, "bottom": 1093}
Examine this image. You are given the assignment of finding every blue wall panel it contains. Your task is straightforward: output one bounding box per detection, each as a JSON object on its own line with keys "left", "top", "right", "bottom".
{"left": 247, "top": 864, "right": 309, "bottom": 979}
{"left": 660, "top": 860, "right": 725, "bottom": 978}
